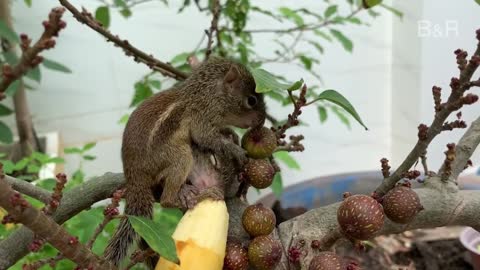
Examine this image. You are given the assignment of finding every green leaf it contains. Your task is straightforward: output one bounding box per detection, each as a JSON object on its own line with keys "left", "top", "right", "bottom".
{"left": 318, "top": 106, "right": 327, "bottom": 123}
{"left": 24, "top": 0, "right": 32, "bottom": 7}
{"left": 42, "top": 58, "right": 72, "bottom": 73}
{"left": 149, "top": 80, "right": 162, "bottom": 90}
{"left": 330, "top": 29, "right": 353, "bottom": 52}
{"left": 1, "top": 160, "right": 15, "bottom": 173}
{"left": 279, "top": 7, "right": 304, "bottom": 26}
{"left": 476, "top": 0, "right": 480, "bottom": 5}
{"left": 27, "top": 164, "right": 41, "bottom": 174}
{"left": 250, "top": 68, "right": 295, "bottom": 93}
{"left": 0, "top": 104, "right": 13, "bottom": 116}
{"left": 46, "top": 157, "right": 65, "bottom": 164}
{"left": 308, "top": 41, "right": 324, "bottom": 54}
{"left": 64, "top": 147, "right": 82, "bottom": 154}
{"left": 128, "top": 216, "right": 179, "bottom": 263}
{"left": 3, "top": 51, "right": 18, "bottom": 65}
{"left": 346, "top": 17, "right": 362, "bottom": 24}
{"left": 332, "top": 106, "right": 351, "bottom": 129}
{"left": 288, "top": 79, "right": 304, "bottom": 91}
{"left": 324, "top": 5, "right": 338, "bottom": 18}
{"left": 83, "top": 155, "right": 96, "bottom": 161}
{"left": 95, "top": 6, "right": 111, "bottom": 28}
{"left": 273, "top": 151, "right": 300, "bottom": 170}
{"left": 25, "top": 66, "right": 41, "bottom": 82}
{"left": 37, "top": 178, "right": 57, "bottom": 190}
{"left": 299, "top": 55, "right": 312, "bottom": 70}
{"left": 271, "top": 172, "right": 283, "bottom": 198}
{"left": 0, "top": 20, "right": 19, "bottom": 43}
{"left": 363, "top": 0, "right": 383, "bottom": 8}
{"left": 32, "top": 151, "right": 49, "bottom": 163}
{"left": 130, "top": 82, "right": 153, "bottom": 107}
{"left": 153, "top": 206, "right": 183, "bottom": 235}
{"left": 379, "top": 4, "right": 404, "bottom": 19}
{"left": 312, "top": 90, "right": 367, "bottom": 129}
{"left": 120, "top": 8, "right": 132, "bottom": 17}
{"left": 0, "top": 121, "right": 13, "bottom": 144}
{"left": 313, "top": 30, "right": 332, "bottom": 42}
{"left": 83, "top": 142, "right": 97, "bottom": 152}
{"left": 14, "top": 158, "right": 30, "bottom": 171}
{"left": 0, "top": 153, "right": 6, "bottom": 158}
{"left": 5, "top": 80, "right": 20, "bottom": 96}
{"left": 170, "top": 52, "right": 190, "bottom": 65}
{"left": 118, "top": 113, "right": 129, "bottom": 124}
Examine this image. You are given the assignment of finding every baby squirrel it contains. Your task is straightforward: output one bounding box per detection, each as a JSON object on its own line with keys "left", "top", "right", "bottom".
{"left": 104, "top": 57, "right": 266, "bottom": 267}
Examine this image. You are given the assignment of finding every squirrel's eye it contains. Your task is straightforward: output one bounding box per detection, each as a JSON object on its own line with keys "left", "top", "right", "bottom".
{"left": 246, "top": 95, "right": 257, "bottom": 108}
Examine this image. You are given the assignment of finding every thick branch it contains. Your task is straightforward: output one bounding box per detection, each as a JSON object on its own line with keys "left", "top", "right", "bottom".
{"left": 447, "top": 116, "right": 480, "bottom": 179}
{"left": 0, "top": 172, "right": 124, "bottom": 269}
{"left": 0, "top": 174, "right": 116, "bottom": 269}
{"left": 4, "top": 175, "right": 52, "bottom": 204}
{"left": 274, "top": 179, "right": 480, "bottom": 269}
{"left": 58, "top": 0, "right": 188, "bottom": 80}
{"left": 375, "top": 39, "right": 480, "bottom": 196}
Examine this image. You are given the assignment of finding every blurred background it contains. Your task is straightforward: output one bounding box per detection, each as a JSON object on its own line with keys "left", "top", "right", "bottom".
{"left": 3, "top": 0, "right": 480, "bottom": 203}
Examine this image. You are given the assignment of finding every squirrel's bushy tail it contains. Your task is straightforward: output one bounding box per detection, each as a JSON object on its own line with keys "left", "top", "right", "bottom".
{"left": 104, "top": 172, "right": 155, "bottom": 267}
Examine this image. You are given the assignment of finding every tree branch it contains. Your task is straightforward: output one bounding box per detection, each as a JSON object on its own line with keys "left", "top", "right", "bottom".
{"left": 274, "top": 180, "right": 480, "bottom": 269}
{"left": 448, "top": 116, "right": 480, "bottom": 179}
{"left": 0, "top": 171, "right": 116, "bottom": 269}
{"left": 205, "top": 0, "right": 220, "bottom": 60}
{"left": 0, "top": 7, "right": 66, "bottom": 98}
{"left": 0, "top": 172, "right": 124, "bottom": 269}
{"left": 4, "top": 175, "right": 52, "bottom": 204}
{"left": 57, "top": 0, "right": 188, "bottom": 80}
{"left": 374, "top": 36, "right": 480, "bottom": 196}
{"left": 223, "top": 7, "right": 362, "bottom": 34}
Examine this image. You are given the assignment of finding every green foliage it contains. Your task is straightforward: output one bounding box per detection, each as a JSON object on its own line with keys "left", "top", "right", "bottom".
{"left": 42, "top": 58, "right": 72, "bottom": 73}
{"left": 0, "top": 104, "right": 13, "bottom": 116}
{"left": 330, "top": 29, "right": 353, "bottom": 52}
{"left": 271, "top": 172, "right": 283, "bottom": 197}
{"left": 64, "top": 142, "right": 97, "bottom": 189}
{"left": 0, "top": 151, "right": 64, "bottom": 177}
{"left": 0, "top": 20, "right": 19, "bottom": 43}
{"left": 95, "top": 6, "right": 111, "bottom": 28}
{"left": 5, "top": 79, "right": 20, "bottom": 96}
{"left": 26, "top": 66, "right": 41, "bottom": 83}
{"left": 273, "top": 151, "right": 300, "bottom": 170}
{"left": 129, "top": 215, "right": 179, "bottom": 263}
{"left": 311, "top": 90, "right": 367, "bottom": 129}
{"left": 363, "top": 0, "right": 383, "bottom": 8}
{"left": 0, "top": 121, "right": 13, "bottom": 144}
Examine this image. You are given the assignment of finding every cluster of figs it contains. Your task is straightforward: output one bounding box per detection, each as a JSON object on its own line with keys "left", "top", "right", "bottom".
{"left": 223, "top": 127, "right": 283, "bottom": 270}
{"left": 225, "top": 126, "right": 425, "bottom": 269}
{"left": 316, "top": 184, "right": 424, "bottom": 270}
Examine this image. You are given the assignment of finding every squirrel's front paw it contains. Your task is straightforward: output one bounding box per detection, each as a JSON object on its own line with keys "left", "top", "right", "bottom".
{"left": 226, "top": 145, "right": 247, "bottom": 167}
{"left": 178, "top": 184, "right": 200, "bottom": 210}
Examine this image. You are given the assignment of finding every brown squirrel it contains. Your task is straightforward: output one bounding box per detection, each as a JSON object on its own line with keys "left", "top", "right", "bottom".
{"left": 104, "top": 57, "right": 266, "bottom": 267}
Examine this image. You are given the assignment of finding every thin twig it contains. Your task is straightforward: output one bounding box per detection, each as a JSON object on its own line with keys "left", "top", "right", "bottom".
{"left": 223, "top": 7, "right": 362, "bottom": 34}
{"left": 58, "top": 0, "right": 188, "bottom": 80}
{"left": 0, "top": 7, "right": 67, "bottom": 98}
{"left": 420, "top": 151, "right": 429, "bottom": 176}
{"left": 205, "top": 0, "right": 221, "bottom": 59}
{"left": 374, "top": 32, "right": 480, "bottom": 196}
{"left": 4, "top": 175, "right": 52, "bottom": 204}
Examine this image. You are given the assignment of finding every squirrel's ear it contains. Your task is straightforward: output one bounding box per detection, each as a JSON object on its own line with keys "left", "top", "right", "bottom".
{"left": 223, "top": 65, "right": 240, "bottom": 85}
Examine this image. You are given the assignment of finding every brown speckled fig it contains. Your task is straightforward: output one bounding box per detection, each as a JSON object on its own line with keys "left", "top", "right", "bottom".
{"left": 241, "top": 127, "right": 277, "bottom": 159}
{"left": 244, "top": 159, "right": 275, "bottom": 189}
{"left": 382, "top": 186, "right": 424, "bottom": 224}
{"left": 224, "top": 241, "right": 249, "bottom": 270}
{"left": 248, "top": 235, "right": 282, "bottom": 270}
{"left": 242, "top": 203, "right": 276, "bottom": 237}
{"left": 337, "top": 194, "right": 385, "bottom": 240}
{"left": 308, "top": 252, "right": 343, "bottom": 270}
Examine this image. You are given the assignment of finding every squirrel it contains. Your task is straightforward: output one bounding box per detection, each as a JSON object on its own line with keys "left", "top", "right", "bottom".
{"left": 104, "top": 57, "right": 266, "bottom": 267}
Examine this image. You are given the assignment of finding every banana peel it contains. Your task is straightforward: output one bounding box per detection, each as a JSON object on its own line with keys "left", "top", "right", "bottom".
{"left": 155, "top": 199, "right": 229, "bottom": 270}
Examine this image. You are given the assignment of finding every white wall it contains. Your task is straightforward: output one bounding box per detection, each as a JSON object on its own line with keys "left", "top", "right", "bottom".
{"left": 8, "top": 0, "right": 480, "bottom": 200}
